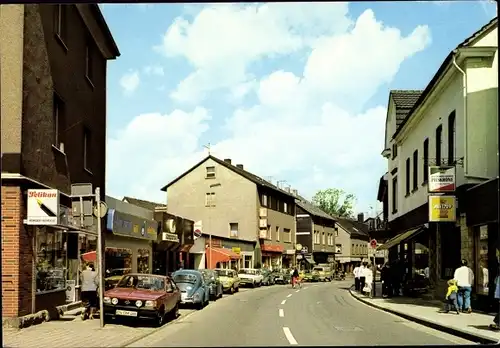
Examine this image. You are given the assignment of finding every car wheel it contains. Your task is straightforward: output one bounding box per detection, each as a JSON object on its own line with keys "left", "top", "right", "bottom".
{"left": 235, "top": 286, "right": 239, "bottom": 292}
{"left": 252, "top": 281, "right": 256, "bottom": 288}
{"left": 168, "top": 303, "right": 179, "bottom": 321}
{"left": 155, "top": 309, "right": 166, "bottom": 327}
{"left": 230, "top": 286, "right": 235, "bottom": 294}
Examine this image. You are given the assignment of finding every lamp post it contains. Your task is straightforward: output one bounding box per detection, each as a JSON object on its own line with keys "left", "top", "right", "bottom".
{"left": 208, "top": 183, "right": 221, "bottom": 269}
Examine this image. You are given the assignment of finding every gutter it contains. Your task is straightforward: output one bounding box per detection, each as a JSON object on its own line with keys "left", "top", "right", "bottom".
{"left": 451, "top": 50, "right": 469, "bottom": 176}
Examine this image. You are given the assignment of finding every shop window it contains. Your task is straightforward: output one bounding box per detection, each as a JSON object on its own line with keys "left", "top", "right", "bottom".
{"left": 105, "top": 248, "right": 132, "bottom": 275}
{"left": 36, "top": 227, "right": 67, "bottom": 293}
{"left": 138, "top": 249, "right": 150, "bottom": 274}
{"left": 440, "top": 224, "right": 460, "bottom": 279}
{"left": 475, "top": 225, "right": 490, "bottom": 295}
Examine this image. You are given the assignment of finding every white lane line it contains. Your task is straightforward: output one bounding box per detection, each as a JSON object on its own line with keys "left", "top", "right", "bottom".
{"left": 295, "top": 289, "right": 300, "bottom": 293}
{"left": 281, "top": 300, "right": 287, "bottom": 305}
{"left": 279, "top": 308, "right": 284, "bottom": 317}
{"left": 287, "top": 294, "right": 292, "bottom": 298}
{"left": 283, "top": 327, "right": 298, "bottom": 345}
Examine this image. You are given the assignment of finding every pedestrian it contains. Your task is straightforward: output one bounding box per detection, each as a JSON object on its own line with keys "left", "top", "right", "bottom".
{"left": 392, "top": 259, "right": 403, "bottom": 296}
{"left": 439, "top": 279, "right": 460, "bottom": 314}
{"left": 353, "top": 263, "right": 361, "bottom": 291}
{"left": 80, "top": 262, "right": 99, "bottom": 320}
{"left": 454, "top": 259, "right": 474, "bottom": 313}
{"left": 489, "top": 273, "right": 500, "bottom": 331}
{"left": 381, "top": 263, "right": 392, "bottom": 297}
{"left": 363, "top": 263, "right": 373, "bottom": 296}
{"left": 359, "top": 262, "right": 367, "bottom": 293}
{"left": 292, "top": 267, "right": 299, "bottom": 289}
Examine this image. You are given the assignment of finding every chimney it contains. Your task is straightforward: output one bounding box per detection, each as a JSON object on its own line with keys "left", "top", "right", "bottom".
{"left": 224, "top": 158, "right": 232, "bottom": 165}
{"left": 285, "top": 187, "right": 291, "bottom": 193}
{"left": 236, "top": 164, "right": 244, "bottom": 170}
{"left": 357, "top": 213, "right": 364, "bottom": 223}
{"left": 292, "top": 189, "right": 298, "bottom": 197}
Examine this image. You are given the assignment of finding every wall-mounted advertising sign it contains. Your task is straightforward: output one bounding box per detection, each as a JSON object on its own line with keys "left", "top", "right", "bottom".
{"left": 428, "top": 166, "right": 456, "bottom": 193}
{"left": 106, "top": 209, "right": 158, "bottom": 241}
{"left": 428, "top": 195, "right": 456, "bottom": 222}
{"left": 27, "top": 189, "right": 60, "bottom": 225}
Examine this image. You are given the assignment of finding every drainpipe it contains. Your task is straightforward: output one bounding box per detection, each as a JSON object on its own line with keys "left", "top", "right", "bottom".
{"left": 451, "top": 51, "right": 469, "bottom": 176}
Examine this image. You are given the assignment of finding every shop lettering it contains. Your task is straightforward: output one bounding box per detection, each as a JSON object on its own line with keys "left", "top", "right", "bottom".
{"left": 433, "top": 204, "right": 452, "bottom": 209}
{"left": 430, "top": 176, "right": 453, "bottom": 182}
{"left": 28, "top": 191, "right": 57, "bottom": 198}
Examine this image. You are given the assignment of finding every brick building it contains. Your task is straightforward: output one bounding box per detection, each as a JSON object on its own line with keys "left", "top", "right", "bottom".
{"left": 1, "top": 4, "right": 119, "bottom": 320}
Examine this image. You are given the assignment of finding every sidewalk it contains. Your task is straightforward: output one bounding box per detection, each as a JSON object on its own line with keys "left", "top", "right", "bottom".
{"left": 349, "top": 288, "right": 500, "bottom": 344}
{"left": 3, "top": 309, "right": 158, "bottom": 348}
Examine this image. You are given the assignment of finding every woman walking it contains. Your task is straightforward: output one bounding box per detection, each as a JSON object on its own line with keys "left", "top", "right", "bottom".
{"left": 81, "top": 263, "right": 99, "bottom": 320}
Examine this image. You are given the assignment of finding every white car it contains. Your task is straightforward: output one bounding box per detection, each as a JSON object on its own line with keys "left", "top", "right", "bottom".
{"left": 238, "top": 268, "right": 263, "bottom": 287}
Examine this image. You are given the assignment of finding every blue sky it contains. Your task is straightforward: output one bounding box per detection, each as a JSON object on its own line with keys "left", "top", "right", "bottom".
{"left": 101, "top": 1, "right": 497, "bottom": 216}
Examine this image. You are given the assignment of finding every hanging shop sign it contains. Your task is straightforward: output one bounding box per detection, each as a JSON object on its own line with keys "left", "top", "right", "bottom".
{"left": 428, "top": 195, "right": 456, "bottom": 222}
{"left": 106, "top": 209, "right": 158, "bottom": 241}
{"left": 428, "top": 166, "right": 456, "bottom": 193}
{"left": 27, "top": 189, "right": 60, "bottom": 225}
{"left": 232, "top": 247, "right": 241, "bottom": 255}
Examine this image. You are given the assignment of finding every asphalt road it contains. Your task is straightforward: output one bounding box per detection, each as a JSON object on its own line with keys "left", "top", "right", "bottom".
{"left": 129, "top": 281, "right": 474, "bottom": 347}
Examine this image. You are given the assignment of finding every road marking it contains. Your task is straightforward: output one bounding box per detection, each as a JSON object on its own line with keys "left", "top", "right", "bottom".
{"left": 295, "top": 289, "right": 300, "bottom": 293}
{"left": 313, "top": 284, "right": 319, "bottom": 287}
{"left": 283, "top": 327, "right": 298, "bottom": 345}
{"left": 279, "top": 309, "right": 284, "bottom": 317}
{"left": 281, "top": 300, "right": 287, "bottom": 305}
{"left": 287, "top": 294, "right": 292, "bottom": 298}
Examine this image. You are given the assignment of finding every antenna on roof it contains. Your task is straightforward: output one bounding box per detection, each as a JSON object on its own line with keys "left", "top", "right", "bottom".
{"left": 204, "top": 143, "right": 211, "bottom": 155}
{"left": 277, "top": 180, "right": 287, "bottom": 189}
{"left": 265, "top": 176, "right": 274, "bottom": 183}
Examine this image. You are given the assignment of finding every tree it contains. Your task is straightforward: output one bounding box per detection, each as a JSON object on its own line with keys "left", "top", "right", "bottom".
{"left": 311, "top": 188, "right": 356, "bottom": 218}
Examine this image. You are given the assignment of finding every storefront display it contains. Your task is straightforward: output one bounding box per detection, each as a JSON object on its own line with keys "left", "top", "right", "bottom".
{"left": 105, "top": 247, "right": 132, "bottom": 273}
{"left": 476, "top": 225, "right": 489, "bottom": 295}
{"left": 138, "top": 248, "right": 150, "bottom": 273}
{"left": 36, "top": 227, "right": 67, "bottom": 293}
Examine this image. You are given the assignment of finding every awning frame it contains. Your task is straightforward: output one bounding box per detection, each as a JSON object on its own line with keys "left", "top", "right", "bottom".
{"left": 377, "top": 226, "right": 427, "bottom": 251}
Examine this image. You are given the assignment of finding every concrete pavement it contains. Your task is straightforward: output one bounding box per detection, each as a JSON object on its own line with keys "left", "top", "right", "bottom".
{"left": 130, "top": 281, "right": 473, "bottom": 346}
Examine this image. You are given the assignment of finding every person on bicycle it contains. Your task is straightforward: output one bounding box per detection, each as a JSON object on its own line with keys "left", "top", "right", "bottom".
{"left": 292, "top": 267, "right": 300, "bottom": 288}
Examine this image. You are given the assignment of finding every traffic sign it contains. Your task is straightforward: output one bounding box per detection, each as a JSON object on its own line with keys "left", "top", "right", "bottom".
{"left": 370, "top": 239, "right": 377, "bottom": 248}
{"left": 194, "top": 229, "right": 202, "bottom": 238}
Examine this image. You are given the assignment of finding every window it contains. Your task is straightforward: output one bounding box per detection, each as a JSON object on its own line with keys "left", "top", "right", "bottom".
{"left": 475, "top": 225, "right": 490, "bottom": 295}
{"left": 284, "top": 228, "right": 291, "bottom": 243}
{"left": 205, "top": 192, "right": 216, "bottom": 207}
{"left": 335, "top": 229, "right": 339, "bottom": 237}
{"left": 392, "top": 177, "right": 398, "bottom": 213}
{"left": 229, "top": 223, "right": 238, "bottom": 238}
{"left": 436, "top": 125, "right": 442, "bottom": 166}
{"left": 448, "top": 111, "right": 456, "bottom": 165}
{"left": 392, "top": 143, "right": 398, "bottom": 159}
{"left": 284, "top": 202, "right": 288, "bottom": 214}
{"left": 244, "top": 255, "right": 252, "bottom": 269}
{"left": 322, "top": 232, "right": 325, "bottom": 245}
{"left": 413, "top": 150, "right": 418, "bottom": 191}
{"left": 423, "top": 138, "right": 429, "bottom": 183}
{"left": 405, "top": 158, "right": 410, "bottom": 195}
{"left": 83, "top": 127, "right": 91, "bottom": 172}
{"left": 262, "top": 194, "right": 268, "bottom": 207}
{"left": 53, "top": 5, "right": 67, "bottom": 44}
{"left": 206, "top": 166, "right": 216, "bottom": 179}
{"left": 36, "top": 227, "right": 68, "bottom": 293}
{"left": 137, "top": 249, "right": 150, "bottom": 273}
{"left": 267, "top": 225, "right": 271, "bottom": 240}
{"left": 85, "top": 39, "right": 94, "bottom": 85}
{"left": 53, "top": 93, "right": 65, "bottom": 150}
{"left": 351, "top": 243, "right": 355, "bottom": 254}
{"left": 335, "top": 244, "right": 342, "bottom": 253}
{"left": 275, "top": 226, "right": 280, "bottom": 241}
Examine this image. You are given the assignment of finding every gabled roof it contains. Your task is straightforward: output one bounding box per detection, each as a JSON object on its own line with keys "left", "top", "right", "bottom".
{"left": 389, "top": 90, "right": 423, "bottom": 129}
{"left": 122, "top": 196, "right": 166, "bottom": 211}
{"left": 336, "top": 217, "right": 370, "bottom": 240}
{"left": 160, "top": 155, "right": 296, "bottom": 198}
{"left": 295, "top": 195, "right": 336, "bottom": 221}
{"left": 392, "top": 16, "right": 498, "bottom": 140}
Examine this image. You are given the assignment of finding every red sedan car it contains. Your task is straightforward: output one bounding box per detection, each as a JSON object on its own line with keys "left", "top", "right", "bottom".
{"left": 103, "top": 273, "right": 180, "bottom": 326}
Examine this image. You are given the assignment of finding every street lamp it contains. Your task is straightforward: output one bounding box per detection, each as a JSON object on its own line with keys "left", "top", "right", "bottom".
{"left": 208, "top": 183, "right": 221, "bottom": 269}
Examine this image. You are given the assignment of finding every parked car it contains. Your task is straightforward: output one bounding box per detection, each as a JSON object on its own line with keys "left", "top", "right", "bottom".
{"left": 200, "top": 269, "right": 223, "bottom": 301}
{"left": 312, "top": 266, "right": 333, "bottom": 282}
{"left": 238, "top": 268, "right": 263, "bottom": 287}
{"left": 172, "top": 270, "right": 209, "bottom": 309}
{"left": 104, "top": 268, "right": 131, "bottom": 290}
{"left": 261, "top": 269, "right": 275, "bottom": 286}
{"left": 215, "top": 268, "right": 240, "bottom": 294}
{"left": 103, "top": 273, "right": 180, "bottom": 327}
{"left": 274, "top": 269, "right": 291, "bottom": 284}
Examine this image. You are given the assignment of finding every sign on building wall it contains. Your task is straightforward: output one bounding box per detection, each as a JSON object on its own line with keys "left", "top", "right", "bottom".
{"left": 428, "top": 166, "right": 456, "bottom": 193}
{"left": 428, "top": 195, "right": 456, "bottom": 222}
{"left": 106, "top": 209, "right": 158, "bottom": 241}
{"left": 27, "top": 189, "right": 60, "bottom": 225}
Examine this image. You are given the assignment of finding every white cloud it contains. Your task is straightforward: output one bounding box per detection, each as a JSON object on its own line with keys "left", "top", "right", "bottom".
{"left": 143, "top": 65, "right": 165, "bottom": 76}
{"left": 119, "top": 70, "right": 140, "bottom": 95}
{"left": 111, "top": 4, "right": 431, "bottom": 213}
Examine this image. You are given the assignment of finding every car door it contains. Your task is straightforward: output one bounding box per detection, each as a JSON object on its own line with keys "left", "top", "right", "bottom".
{"left": 168, "top": 279, "right": 180, "bottom": 310}
{"left": 163, "top": 279, "right": 175, "bottom": 312}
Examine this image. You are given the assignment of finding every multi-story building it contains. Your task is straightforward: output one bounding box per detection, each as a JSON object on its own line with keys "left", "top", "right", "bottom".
{"left": 1, "top": 4, "right": 119, "bottom": 322}
{"left": 334, "top": 215, "right": 370, "bottom": 273}
{"left": 295, "top": 196, "right": 336, "bottom": 267}
{"left": 378, "top": 17, "right": 498, "bottom": 308}
{"left": 161, "top": 155, "right": 297, "bottom": 270}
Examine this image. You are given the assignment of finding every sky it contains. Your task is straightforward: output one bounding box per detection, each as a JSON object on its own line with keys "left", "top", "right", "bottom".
{"left": 100, "top": 1, "right": 497, "bottom": 217}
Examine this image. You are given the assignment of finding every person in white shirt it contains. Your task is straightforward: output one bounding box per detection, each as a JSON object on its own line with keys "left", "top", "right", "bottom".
{"left": 363, "top": 263, "right": 373, "bottom": 295}
{"left": 359, "top": 262, "right": 367, "bottom": 293}
{"left": 454, "top": 259, "right": 474, "bottom": 313}
{"left": 353, "top": 264, "right": 361, "bottom": 291}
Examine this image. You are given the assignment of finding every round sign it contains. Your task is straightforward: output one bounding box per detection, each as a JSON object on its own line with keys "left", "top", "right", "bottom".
{"left": 295, "top": 243, "right": 302, "bottom": 251}
{"left": 370, "top": 239, "right": 377, "bottom": 248}
{"left": 194, "top": 229, "right": 202, "bottom": 238}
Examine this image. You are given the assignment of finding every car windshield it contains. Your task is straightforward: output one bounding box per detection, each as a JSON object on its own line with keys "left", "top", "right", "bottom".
{"left": 239, "top": 269, "right": 256, "bottom": 275}
{"left": 173, "top": 273, "right": 198, "bottom": 284}
{"left": 116, "top": 275, "right": 165, "bottom": 291}
{"left": 215, "top": 269, "right": 233, "bottom": 277}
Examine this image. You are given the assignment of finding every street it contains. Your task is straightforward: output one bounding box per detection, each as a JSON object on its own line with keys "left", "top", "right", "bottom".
{"left": 129, "top": 281, "right": 474, "bottom": 347}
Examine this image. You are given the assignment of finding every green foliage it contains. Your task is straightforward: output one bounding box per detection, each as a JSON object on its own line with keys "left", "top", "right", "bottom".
{"left": 312, "top": 188, "right": 356, "bottom": 218}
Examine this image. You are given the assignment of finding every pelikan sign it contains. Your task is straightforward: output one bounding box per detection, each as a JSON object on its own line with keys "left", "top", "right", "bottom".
{"left": 27, "top": 189, "right": 60, "bottom": 225}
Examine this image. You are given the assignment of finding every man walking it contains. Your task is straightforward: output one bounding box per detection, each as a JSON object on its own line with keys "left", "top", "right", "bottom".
{"left": 454, "top": 259, "right": 474, "bottom": 313}
{"left": 80, "top": 263, "right": 99, "bottom": 320}
{"left": 353, "top": 263, "right": 361, "bottom": 291}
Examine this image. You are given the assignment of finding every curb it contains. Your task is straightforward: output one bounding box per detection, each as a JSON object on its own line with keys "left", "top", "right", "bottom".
{"left": 348, "top": 288, "right": 498, "bottom": 345}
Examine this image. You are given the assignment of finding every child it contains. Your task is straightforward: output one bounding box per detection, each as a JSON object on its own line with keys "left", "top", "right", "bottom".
{"left": 440, "top": 279, "right": 459, "bottom": 314}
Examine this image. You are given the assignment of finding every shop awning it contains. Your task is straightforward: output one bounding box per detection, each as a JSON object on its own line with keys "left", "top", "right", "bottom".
{"left": 377, "top": 226, "right": 426, "bottom": 251}
{"left": 261, "top": 244, "right": 284, "bottom": 253}
{"left": 81, "top": 251, "right": 96, "bottom": 262}
{"left": 206, "top": 247, "right": 241, "bottom": 269}
{"left": 304, "top": 255, "right": 316, "bottom": 265}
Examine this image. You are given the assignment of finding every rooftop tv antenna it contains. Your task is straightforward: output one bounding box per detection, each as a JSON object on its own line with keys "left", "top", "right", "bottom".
{"left": 204, "top": 143, "right": 211, "bottom": 155}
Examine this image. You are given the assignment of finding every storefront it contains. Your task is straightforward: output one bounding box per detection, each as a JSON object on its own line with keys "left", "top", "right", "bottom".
{"left": 282, "top": 249, "right": 296, "bottom": 269}
{"left": 152, "top": 213, "right": 182, "bottom": 275}
{"left": 190, "top": 235, "right": 255, "bottom": 270}
{"left": 261, "top": 244, "right": 283, "bottom": 270}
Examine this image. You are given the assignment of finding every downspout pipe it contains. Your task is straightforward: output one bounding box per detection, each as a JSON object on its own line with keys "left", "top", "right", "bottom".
{"left": 451, "top": 50, "right": 469, "bottom": 176}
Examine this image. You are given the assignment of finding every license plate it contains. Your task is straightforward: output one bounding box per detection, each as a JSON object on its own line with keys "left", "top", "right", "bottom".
{"left": 116, "top": 310, "right": 138, "bottom": 317}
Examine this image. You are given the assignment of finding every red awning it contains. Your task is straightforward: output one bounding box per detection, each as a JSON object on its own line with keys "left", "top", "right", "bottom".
{"left": 81, "top": 251, "right": 96, "bottom": 262}
{"left": 205, "top": 247, "right": 241, "bottom": 269}
{"left": 261, "top": 244, "right": 284, "bottom": 253}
